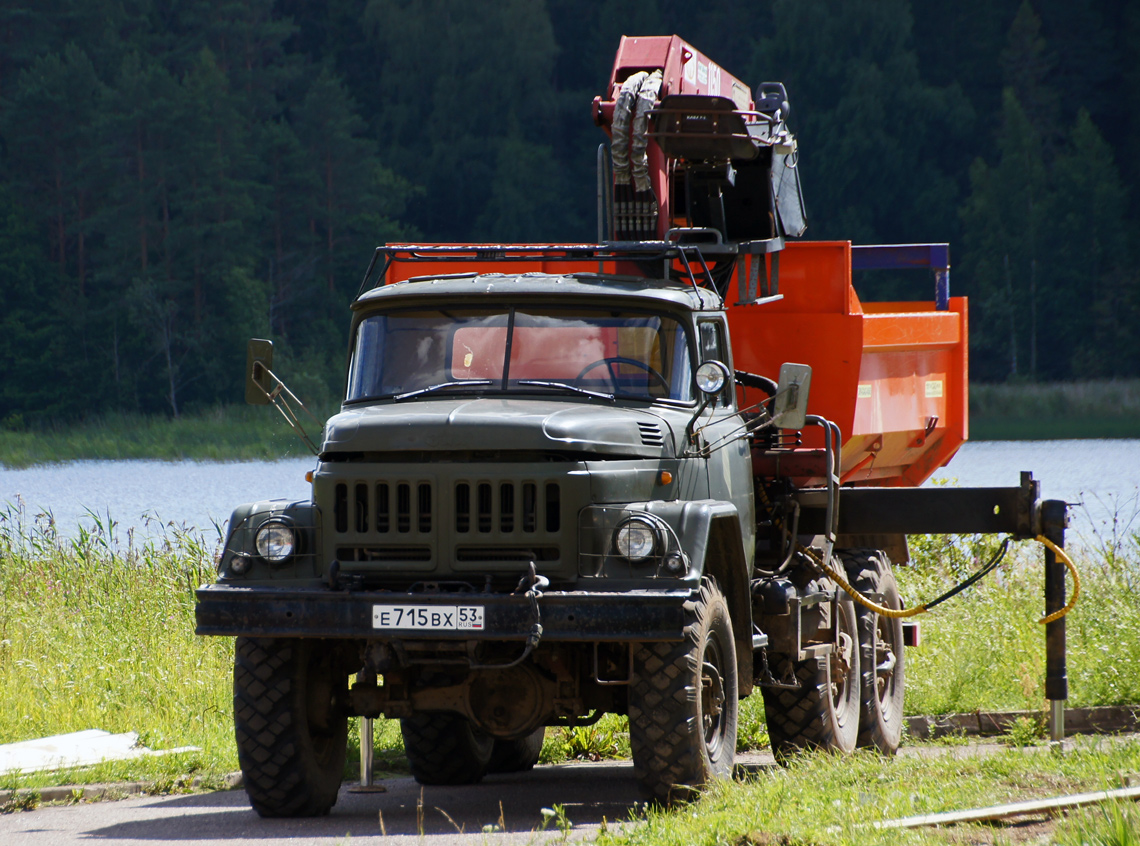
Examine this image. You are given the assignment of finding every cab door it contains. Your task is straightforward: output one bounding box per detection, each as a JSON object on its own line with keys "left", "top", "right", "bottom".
{"left": 697, "top": 318, "right": 755, "bottom": 567}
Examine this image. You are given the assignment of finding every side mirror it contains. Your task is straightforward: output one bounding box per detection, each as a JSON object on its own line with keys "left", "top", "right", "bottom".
{"left": 245, "top": 339, "right": 274, "bottom": 405}
{"left": 773, "top": 362, "right": 811, "bottom": 430}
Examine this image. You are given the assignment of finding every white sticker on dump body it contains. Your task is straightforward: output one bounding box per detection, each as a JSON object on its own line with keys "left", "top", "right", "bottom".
{"left": 372, "top": 605, "right": 484, "bottom": 631}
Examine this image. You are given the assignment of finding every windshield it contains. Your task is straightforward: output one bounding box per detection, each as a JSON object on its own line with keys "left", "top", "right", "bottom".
{"left": 346, "top": 305, "right": 693, "bottom": 402}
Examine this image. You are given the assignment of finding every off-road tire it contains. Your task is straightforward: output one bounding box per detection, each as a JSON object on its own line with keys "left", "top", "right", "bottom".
{"left": 487, "top": 727, "right": 545, "bottom": 774}
{"left": 839, "top": 548, "right": 905, "bottom": 754}
{"left": 761, "top": 597, "right": 860, "bottom": 760}
{"left": 233, "top": 637, "right": 348, "bottom": 817}
{"left": 629, "top": 578, "right": 738, "bottom": 805}
{"left": 400, "top": 712, "right": 494, "bottom": 785}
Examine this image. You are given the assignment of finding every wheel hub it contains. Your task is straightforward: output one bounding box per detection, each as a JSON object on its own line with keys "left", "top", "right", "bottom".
{"left": 830, "top": 631, "right": 854, "bottom": 699}
{"left": 700, "top": 637, "right": 728, "bottom": 754}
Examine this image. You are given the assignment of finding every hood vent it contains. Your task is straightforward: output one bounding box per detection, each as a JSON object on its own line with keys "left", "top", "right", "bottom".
{"left": 637, "top": 422, "right": 665, "bottom": 447}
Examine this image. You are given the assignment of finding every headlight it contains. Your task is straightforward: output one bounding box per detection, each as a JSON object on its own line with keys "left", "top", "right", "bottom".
{"left": 695, "top": 360, "right": 729, "bottom": 395}
{"left": 255, "top": 520, "right": 295, "bottom": 563}
{"left": 614, "top": 518, "right": 659, "bottom": 561}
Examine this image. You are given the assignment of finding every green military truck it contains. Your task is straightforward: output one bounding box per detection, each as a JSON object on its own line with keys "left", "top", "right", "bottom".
{"left": 196, "top": 35, "right": 1070, "bottom": 816}
{"left": 196, "top": 248, "right": 871, "bottom": 814}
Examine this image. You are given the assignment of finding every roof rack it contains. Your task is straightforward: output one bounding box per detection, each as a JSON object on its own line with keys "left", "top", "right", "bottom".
{"left": 357, "top": 236, "right": 786, "bottom": 306}
{"left": 357, "top": 241, "right": 725, "bottom": 303}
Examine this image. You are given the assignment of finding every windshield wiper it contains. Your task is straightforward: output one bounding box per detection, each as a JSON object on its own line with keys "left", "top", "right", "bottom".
{"left": 393, "top": 379, "right": 494, "bottom": 402}
{"left": 516, "top": 380, "right": 615, "bottom": 401}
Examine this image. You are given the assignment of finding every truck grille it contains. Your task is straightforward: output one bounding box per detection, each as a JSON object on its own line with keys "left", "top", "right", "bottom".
{"left": 453, "top": 481, "right": 560, "bottom": 534}
{"left": 325, "top": 466, "right": 575, "bottom": 578}
{"left": 337, "top": 545, "right": 432, "bottom": 563}
{"left": 333, "top": 480, "right": 562, "bottom": 537}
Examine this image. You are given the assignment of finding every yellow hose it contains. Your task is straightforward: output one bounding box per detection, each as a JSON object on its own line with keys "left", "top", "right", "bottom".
{"left": 802, "top": 545, "right": 928, "bottom": 618}
{"left": 800, "top": 536, "right": 1080, "bottom": 624}
{"left": 1036, "top": 535, "right": 1080, "bottom": 625}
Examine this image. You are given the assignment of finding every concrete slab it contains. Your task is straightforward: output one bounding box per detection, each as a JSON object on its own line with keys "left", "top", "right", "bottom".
{"left": 0, "top": 730, "right": 198, "bottom": 775}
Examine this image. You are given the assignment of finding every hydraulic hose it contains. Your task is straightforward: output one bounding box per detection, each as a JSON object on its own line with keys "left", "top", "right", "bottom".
{"left": 798, "top": 535, "right": 1080, "bottom": 623}
{"left": 611, "top": 72, "right": 648, "bottom": 185}
{"left": 801, "top": 545, "right": 927, "bottom": 619}
{"left": 1036, "top": 535, "right": 1080, "bottom": 625}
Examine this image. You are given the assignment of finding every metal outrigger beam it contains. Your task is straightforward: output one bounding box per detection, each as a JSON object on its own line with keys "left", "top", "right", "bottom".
{"left": 797, "top": 472, "right": 1071, "bottom": 742}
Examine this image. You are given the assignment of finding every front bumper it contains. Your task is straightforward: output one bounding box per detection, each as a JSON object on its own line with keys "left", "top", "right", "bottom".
{"left": 195, "top": 584, "right": 689, "bottom": 641}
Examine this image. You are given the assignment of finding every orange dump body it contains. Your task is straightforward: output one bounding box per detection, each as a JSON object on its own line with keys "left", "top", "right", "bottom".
{"left": 727, "top": 241, "right": 967, "bottom": 487}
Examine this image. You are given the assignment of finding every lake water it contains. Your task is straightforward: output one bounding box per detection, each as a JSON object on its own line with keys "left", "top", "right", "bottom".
{"left": 0, "top": 457, "right": 315, "bottom": 542}
{"left": 2, "top": 441, "right": 1137, "bottom": 544}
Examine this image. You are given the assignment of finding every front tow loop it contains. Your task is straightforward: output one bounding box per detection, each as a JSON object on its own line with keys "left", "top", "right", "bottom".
{"left": 469, "top": 561, "right": 549, "bottom": 670}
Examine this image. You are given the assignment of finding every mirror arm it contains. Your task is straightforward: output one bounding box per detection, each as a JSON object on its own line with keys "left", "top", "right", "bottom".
{"left": 683, "top": 394, "right": 715, "bottom": 455}
{"left": 250, "top": 364, "right": 323, "bottom": 456}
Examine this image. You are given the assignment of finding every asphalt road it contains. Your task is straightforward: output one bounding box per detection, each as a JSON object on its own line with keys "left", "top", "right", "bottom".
{"left": 1, "top": 754, "right": 763, "bottom": 846}
{"left": 0, "top": 740, "right": 1079, "bottom": 845}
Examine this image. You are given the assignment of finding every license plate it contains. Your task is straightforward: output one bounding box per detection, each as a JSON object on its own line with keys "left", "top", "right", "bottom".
{"left": 372, "top": 604, "right": 484, "bottom": 631}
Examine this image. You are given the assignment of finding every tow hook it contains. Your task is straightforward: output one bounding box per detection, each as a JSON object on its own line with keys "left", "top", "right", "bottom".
{"left": 469, "top": 561, "right": 549, "bottom": 670}
{"left": 517, "top": 561, "right": 549, "bottom": 653}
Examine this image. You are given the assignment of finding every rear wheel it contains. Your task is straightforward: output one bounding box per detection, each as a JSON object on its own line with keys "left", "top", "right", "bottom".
{"left": 233, "top": 637, "right": 348, "bottom": 817}
{"left": 400, "top": 712, "right": 494, "bottom": 785}
{"left": 487, "top": 727, "right": 545, "bottom": 773}
{"left": 629, "top": 578, "right": 738, "bottom": 804}
{"left": 761, "top": 595, "right": 860, "bottom": 760}
{"left": 840, "top": 548, "right": 905, "bottom": 754}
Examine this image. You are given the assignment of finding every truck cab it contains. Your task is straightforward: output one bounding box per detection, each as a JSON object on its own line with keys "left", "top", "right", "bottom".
{"left": 198, "top": 257, "right": 774, "bottom": 812}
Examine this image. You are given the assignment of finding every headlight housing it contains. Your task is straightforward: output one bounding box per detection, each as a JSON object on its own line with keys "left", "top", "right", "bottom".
{"left": 255, "top": 519, "right": 295, "bottom": 563}
{"left": 695, "top": 360, "right": 730, "bottom": 395}
{"left": 613, "top": 517, "right": 660, "bottom": 561}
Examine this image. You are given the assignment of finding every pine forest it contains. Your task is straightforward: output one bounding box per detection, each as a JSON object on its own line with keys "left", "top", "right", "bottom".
{"left": 1, "top": 0, "right": 1137, "bottom": 423}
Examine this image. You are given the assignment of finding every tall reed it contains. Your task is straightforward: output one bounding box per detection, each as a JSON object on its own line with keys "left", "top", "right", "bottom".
{"left": 2, "top": 497, "right": 1138, "bottom": 792}
{"left": 0, "top": 501, "right": 236, "bottom": 785}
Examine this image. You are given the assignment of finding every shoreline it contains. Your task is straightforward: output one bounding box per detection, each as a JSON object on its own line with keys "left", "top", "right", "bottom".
{"left": 2, "top": 381, "right": 1139, "bottom": 468}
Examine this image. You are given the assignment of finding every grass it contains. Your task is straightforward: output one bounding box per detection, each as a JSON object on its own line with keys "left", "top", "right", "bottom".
{"left": 0, "top": 405, "right": 334, "bottom": 469}
{"left": 971, "top": 379, "right": 1140, "bottom": 440}
{"left": 1055, "top": 799, "right": 1140, "bottom": 846}
{"left": 898, "top": 532, "right": 1140, "bottom": 713}
{"left": 2, "top": 500, "right": 1139, "bottom": 833}
{"left": 595, "top": 740, "right": 1140, "bottom": 846}
{"left": 0, "top": 504, "right": 237, "bottom": 791}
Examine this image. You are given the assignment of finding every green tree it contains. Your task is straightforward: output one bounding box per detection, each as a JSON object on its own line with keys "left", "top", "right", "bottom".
{"left": 0, "top": 188, "right": 76, "bottom": 421}
{"left": 1049, "top": 111, "right": 1136, "bottom": 377}
{"left": 258, "top": 117, "right": 320, "bottom": 341}
{"left": 365, "top": 0, "right": 561, "bottom": 240}
{"left": 2, "top": 44, "right": 106, "bottom": 295}
{"left": 750, "top": 0, "right": 973, "bottom": 248}
{"left": 960, "top": 90, "right": 1049, "bottom": 381}
{"left": 1000, "top": 1, "right": 1058, "bottom": 153}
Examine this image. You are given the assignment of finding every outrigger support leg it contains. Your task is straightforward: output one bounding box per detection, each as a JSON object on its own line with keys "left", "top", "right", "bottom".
{"left": 1041, "top": 498, "right": 1069, "bottom": 745}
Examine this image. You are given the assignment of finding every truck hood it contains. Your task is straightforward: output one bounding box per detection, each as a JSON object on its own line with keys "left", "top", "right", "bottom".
{"left": 321, "top": 398, "right": 679, "bottom": 458}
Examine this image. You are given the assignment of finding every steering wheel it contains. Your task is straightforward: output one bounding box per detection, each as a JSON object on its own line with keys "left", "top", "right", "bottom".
{"left": 575, "top": 357, "right": 669, "bottom": 392}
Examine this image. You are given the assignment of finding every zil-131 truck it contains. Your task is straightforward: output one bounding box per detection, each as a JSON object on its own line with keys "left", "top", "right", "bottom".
{"left": 195, "top": 35, "right": 1072, "bottom": 814}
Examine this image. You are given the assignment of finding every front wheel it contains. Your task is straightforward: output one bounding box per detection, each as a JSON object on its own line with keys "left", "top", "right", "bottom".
{"left": 487, "top": 727, "right": 545, "bottom": 773}
{"left": 233, "top": 637, "right": 348, "bottom": 817}
{"left": 761, "top": 595, "right": 860, "bottom": 760}
{"left": 629, "top": 578, "right": 738, "bottom": 804}
{"left": 400, "top": 712, "right": 494, "bottom": 785}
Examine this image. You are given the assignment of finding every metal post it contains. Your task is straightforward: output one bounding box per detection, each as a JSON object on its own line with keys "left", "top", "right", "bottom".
{"left": 597, "top": 144, "right": 607, "bottom": 245}
{"left": 935, "top": 268, "right": 950, "bottom": 311}
{"left": 1041, "top": 499, "right": 1068, "bottom": 745}
{"left": 348, "top": 716, "right": 387, "bottom": 793}
{"left": 360, "top": 717, "right": 374, "bottom": 786}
